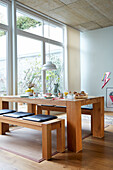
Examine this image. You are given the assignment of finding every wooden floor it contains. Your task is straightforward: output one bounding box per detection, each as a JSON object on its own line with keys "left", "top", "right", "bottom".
{"left": 0, "top": 112, "right": 113, "bottom": 170}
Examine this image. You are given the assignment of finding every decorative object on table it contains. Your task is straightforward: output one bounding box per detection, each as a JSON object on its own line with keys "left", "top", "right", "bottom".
{"left": 58, "top": 92, "right": 63, "bottom": 98}
{"left": 102, "top": 72, "right": 111, "bottom": 89}
{"left": 25, "top": 88, "right": 34, "bottom": 96}
{"left": 44, "top": 93, "right": 53, "bottom": 99}
{"left": 106, "top": 87, "right": 113, "bottom": 108}
{"left": 53, "top": 83, "right": 60, "bottom": 97}
{"left": 64, "top": 91, "right": 68, "bottom": 99}
{"left": 44, "top": 96, "right": 54, "bottom": 99}
{"left": 74, "top": 91, "right": 88, "bottom": 99}
{"left": 33, "top": 92, "right": 38, "bottom": 97}
{"left": 25, "top": 81, "right": 35, "bottom": 96}
{"left": 45, "top": 93, "right": 52, "bottom": 97}
{"left": 67, "top": 91, "right": 74, "bottom": 99}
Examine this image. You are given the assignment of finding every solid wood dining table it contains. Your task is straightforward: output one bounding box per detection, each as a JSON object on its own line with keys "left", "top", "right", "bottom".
{"left": 0, "top": 95, "right": 104, "bottom": 153}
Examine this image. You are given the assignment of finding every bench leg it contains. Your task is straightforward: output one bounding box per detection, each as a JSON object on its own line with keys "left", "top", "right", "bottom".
{"left": 42, "top": 124, "right": 51, "bottom": 160}
{"left": 27, "top": 104, "right": 36, "bottom": 114}
{"left": 57, "top": 119, "right": 65, "bottom": 152}
{"left": 0, "top": 122, "right": 9, "bottom": 135}
{"left": 45, "top": 110, "right": 50, "bottom": 115}
{"left": 37, "top": 105, "right": 42, "bottom": 114}
{"left": 91, "top": 114, "right": 93, "bottom": 134}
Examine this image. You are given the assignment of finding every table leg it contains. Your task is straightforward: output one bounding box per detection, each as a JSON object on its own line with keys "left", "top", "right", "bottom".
{"left": 37, "top": 105, "right": 42, "bottom": 114}
{"left": 0, "top": 122, "right": 9, "bottom": 135}
{"left": 0, "top": 101, "right": 9, "bottom": 110}
{"left": 27, "top": 104, "right": 36, "bottom": 114}
{"left": 67, "top": 101, "right": 82, "bottom": 152}
{"left": 93, "top": 97, "right": 104, "bottom": 138}
{"left": 0, "top": 100, "right": 9, "bottom": 133}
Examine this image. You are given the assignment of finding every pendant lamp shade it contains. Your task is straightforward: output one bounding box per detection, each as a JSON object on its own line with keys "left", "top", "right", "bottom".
{"left": 42, "top": 61, "right": 57, "bottom": 71}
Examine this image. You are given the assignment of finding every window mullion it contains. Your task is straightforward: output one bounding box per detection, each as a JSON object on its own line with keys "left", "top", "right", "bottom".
{"left": 7, "top": 1, "right": 13, "bottom": 95}
{"left": 42, "top": 41, "right": 46, "bottom": 94}
{"left": 12, "top": 0, "right": 17, "bottom": 96}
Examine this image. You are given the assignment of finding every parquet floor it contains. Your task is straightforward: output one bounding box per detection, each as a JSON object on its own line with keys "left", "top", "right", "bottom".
{"left": 0, "top": 112, "right": 113, "bottom": 170}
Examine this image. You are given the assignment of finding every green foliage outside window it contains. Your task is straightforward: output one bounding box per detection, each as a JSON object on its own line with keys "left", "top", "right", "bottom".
{"left": 0, "top": 16, "right": 41, "bottom": 36}
{"left": 0, "top": 31, "right": 6, "bottom": 36}
{"left": 19, "top": 52, "right": 63, "bottom": 94}
{"left": 18, "top": 57, "right": 42, "bottom": 94}
{"left": 16, "top": 16, "right": 41, "bottom": 30}
{"left": 0, "top": 13, "right": 63, "bottom": 94}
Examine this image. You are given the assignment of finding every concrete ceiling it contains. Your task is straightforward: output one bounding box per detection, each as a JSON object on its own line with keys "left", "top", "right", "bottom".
{"left": 17, "top": 0, "right": 113, "bottom": 32}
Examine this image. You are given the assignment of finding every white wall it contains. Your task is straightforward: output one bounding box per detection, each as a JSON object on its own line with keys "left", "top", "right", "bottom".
{"left": 67, "top": 26, "right": 81, "bottom": 92}
{"left": 80, "top": 26, "right": 113, "bottom": 111}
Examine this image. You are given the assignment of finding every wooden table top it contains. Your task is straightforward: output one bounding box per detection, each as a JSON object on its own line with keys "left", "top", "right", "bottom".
{"left": 0, "top": 95, "right": 104, "bottom": 106}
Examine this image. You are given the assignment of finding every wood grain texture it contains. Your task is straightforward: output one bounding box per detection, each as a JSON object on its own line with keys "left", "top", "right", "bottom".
{"left": 0, "top": 96, "right": 67, "bottom": 106}
{"left": 0, "top": 122, "right": 9, "bottom": 135}
{"left": 37, "top": 105, "right": 66, "bottom": 115}
{"left": 0, "top": 114, "right": 65, "bottom": 160}
{"left": 42, "top": 123, "right": 52, "bottom": 160}
{"left": 0, "top": 96, "right": 104, "bottom": 153}
{"left": 0, "top": 100, "right": 9, "bottom": 110}
{"left": 37, "top": 105, "right": 42, "bottom": 114}
{"left": 27, "top": 104, "right": 36, "bottom": 114}
{"left": 93, "top": 97, "right": 104, "bottom": 138}
{"left": 67, "top": 100, "right": 82, "bottom": 152}
{"left": 0, "top": 116, "right": 63, "bottom": 132}
{"left": 0, "top": 124, "right": 113, "bottom": 169}
{"left": 0, "top": 100, "right": 9, "bottom": 132}
{"left": 57, "top": 119, "right": 65, "bottom": 152}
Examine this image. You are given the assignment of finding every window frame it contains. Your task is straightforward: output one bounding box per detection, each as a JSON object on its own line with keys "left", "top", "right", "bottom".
{"left": 16, "top": 5, "right": 65, "bottom": 94}
{"left": 0, "top": 0, "right": 12, "bottom": 95}
{"left": 0, "top": 0, "right": 66, "bottom": 96}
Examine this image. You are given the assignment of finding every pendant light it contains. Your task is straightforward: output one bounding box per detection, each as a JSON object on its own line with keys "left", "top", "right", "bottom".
{"left": 42, "top": 61, "right": 57, "bottom": 70}
{"left": 42, "top": 0, "right": 57, "bottom": 71}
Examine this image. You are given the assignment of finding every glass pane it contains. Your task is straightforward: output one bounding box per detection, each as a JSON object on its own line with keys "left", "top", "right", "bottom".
{"left": 0, "top": 30, "right": 7, "bottom": 95}
{"left": 16, "top": 10, "right": 43, "bottom": 36}
{"left": 45, "top": 43, "right": 64, "bottom": 94}
{"left": 44, "top": 22, "right": 63, "bottom": 43}
{"left": 17, "top": 35, "right": 42, "bottom": 94}
{"left": 0, "top": 2, "right": 8, "bottom": 25}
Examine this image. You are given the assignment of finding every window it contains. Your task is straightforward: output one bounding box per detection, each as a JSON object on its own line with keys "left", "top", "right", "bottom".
{"left": 16, "top": 8, "right": 64, "bottom": 94}
{"left": 45, "top": 43, "right": 64, "bottom": 93}
{"left": 0, "top": 30, "right": 7, "bottom": 95}
{"left": 16, "top": 10, "right": 43, "bottom": 36}
{"left": 0, "top": 1, "right": 65, "bottom": 97}
{"left": 0, "top": 2, "right": 8, "bottom": 25}
{"left": 44, "top": 21, "right": 63, "bottom": 43}
{"left": 17, "top": 35, "right": 42, "bottom": 94}
{"left": 0, "top": 1, "right": 9, "bottom": 96}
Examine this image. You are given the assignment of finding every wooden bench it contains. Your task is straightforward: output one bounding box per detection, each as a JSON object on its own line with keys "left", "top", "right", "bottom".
{"left": 0, "top": 115, "right": 65, "bottom": 160}
{"left": 37, "top": 105, "right": 66, "bottom": 115}
{"left": 37, "top": 104, "right": 93, "bottom": 133}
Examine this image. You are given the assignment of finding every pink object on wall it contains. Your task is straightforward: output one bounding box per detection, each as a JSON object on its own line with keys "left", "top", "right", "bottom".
{"left": 102, "top": 72, "right": 111, "bottom": 89}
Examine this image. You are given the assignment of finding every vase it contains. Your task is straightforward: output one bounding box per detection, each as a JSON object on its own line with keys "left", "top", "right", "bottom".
{"left": 25, "top": 88, "right": 33, "bottom": 96}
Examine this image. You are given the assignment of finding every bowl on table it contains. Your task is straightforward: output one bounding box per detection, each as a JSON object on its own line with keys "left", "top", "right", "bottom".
{"left": 45, "top": 93, "right": 52, "bottom": 97}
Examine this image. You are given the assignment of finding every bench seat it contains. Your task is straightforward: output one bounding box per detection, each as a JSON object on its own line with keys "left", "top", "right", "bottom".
{"left": 37, "top": 104, "right": 93, "bottom": 133}
{"left": 0, "top": 114, "right": 65, "bottom": 160}
{"left": 37, "top": 104, "right": 93, "bottom": 115}
{"left": 37, "top": 105, "right": 66, "bottom": 115}
{"left": 0, "top": 109, "right": 16, "bottom": 115}
{"left": 23, "top": 114, "right": 57, "bottom": 122}
{"left": 3, "top": 111, "right": 34, "bottom": 118}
